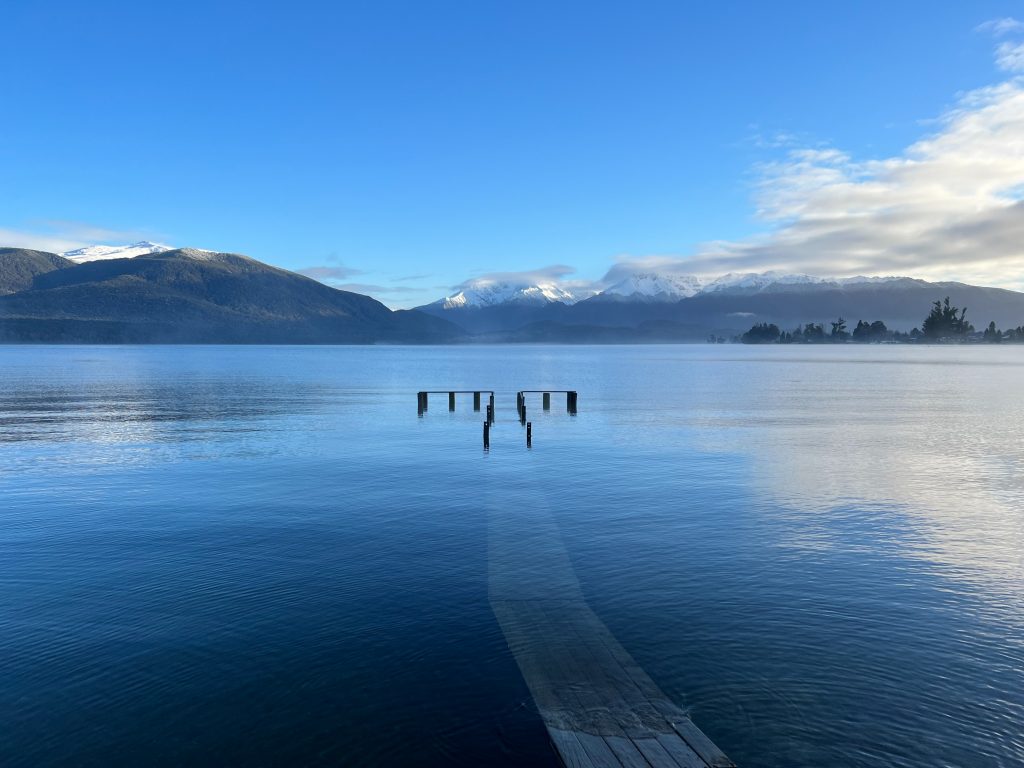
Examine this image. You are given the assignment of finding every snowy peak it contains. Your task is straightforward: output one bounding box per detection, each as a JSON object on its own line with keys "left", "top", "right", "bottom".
{"left": 429, "top": 269, "right": 917, "bottom": 310}
{"left": 603, "top": 272, "right": 704, "bottom": 301}
{"left": 701, "top": 270, "right": 826, "bottom": 293}
{"left": 61, "top": 241, "right": 172, "bottom": 263}
{"left": 438, "top": 280, "right": 591, "bottom": 309}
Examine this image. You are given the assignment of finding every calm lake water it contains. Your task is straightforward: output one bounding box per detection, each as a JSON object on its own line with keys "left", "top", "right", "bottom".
{"left": 1, "top": 345, "right": 1022, "bottom": 767}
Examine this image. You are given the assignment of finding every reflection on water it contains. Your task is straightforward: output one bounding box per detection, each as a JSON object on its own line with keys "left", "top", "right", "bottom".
{"left": 0, "top": 344, "right": 1022, "bottom": 767}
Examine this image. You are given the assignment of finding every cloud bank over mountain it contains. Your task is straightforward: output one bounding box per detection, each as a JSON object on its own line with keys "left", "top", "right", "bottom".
{"left": 684, "top": 85, "right": 1024, "bottom": 286}
{"left": 434, "top": 26, "right": 1024, "bottom": 301}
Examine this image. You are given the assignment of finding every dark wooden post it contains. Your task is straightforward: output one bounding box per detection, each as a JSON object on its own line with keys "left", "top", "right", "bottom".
{"left": 569, "top": 391, "right": 577, "bottom": 413}
{"left": 422, "top": 392, "right": 428, "bottom": 410}
{"left": 516, "top": 392, "right": 523, "bottom": 418}
{"left": 526, "top": 421, "right": 532, "bottom": 447}
{"left": 543, "top": 392, "right": 550, "bottom": 410}
{"left": 521, "top": 401, "right": 526, "bottom": 424}
{"left": 449, "top": 391, "right": 455, "bottom": 411}
{"left": 489, "top": 394, "right": 495, "bottom": 424}
{"left": 473, "top": 391, "right": 480, "bottom": 411}
{"left": 483, "top": 420, "right": 490, "bottom": 449}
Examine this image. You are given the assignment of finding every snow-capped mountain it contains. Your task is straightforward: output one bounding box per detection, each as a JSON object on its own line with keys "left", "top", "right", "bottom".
{"left": 701, "top": 270, "right": 827, "bottom": 293}
{"left": 436, "top": 280, "right": 594, "bottom": 309}
{"left": 61, "top": 241, "right": 172, "bottom": 263}
{"left": 601, "top": 272, "right": 704, "bottom": 301}
{"left": 425, "top": 269, "right": 918, "bottom": 314}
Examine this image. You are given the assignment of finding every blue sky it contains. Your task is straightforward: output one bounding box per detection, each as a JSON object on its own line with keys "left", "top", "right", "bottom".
{"left": 4, "top": 1, "right": 1024, "bottom": 305}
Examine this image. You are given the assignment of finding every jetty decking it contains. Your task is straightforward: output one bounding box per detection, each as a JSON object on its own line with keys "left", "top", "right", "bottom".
{"left": 487, "top": 472, "right": 735, "bottom": 768}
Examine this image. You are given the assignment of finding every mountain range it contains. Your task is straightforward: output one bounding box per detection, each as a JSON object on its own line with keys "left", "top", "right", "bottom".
{"left": 0, "top": 246, "right": 458, "bottom": 343}
{"left": 416, "top": 271, "right": 1024, "bottom": 340}
{"left": 2, "top": 242, "right": 1024, "bottom": 343}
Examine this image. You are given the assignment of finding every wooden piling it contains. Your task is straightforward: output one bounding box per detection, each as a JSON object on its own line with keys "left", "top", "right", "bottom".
{"left": 526, "top": 421, "right": 532, "bottom": 447}
{"left": 483, "top": 420, "right": 490, "bottom": 449}
{"left": 449, "top": 391, "right": 455, "bottom": 411}
{"left": 473, "top": 391, "right": 481, "bottom": 411}
{"left": 521, "top": 402, "right": 527, "bottom": 425}
{"left": 422, "top": 392, "right": 428, "bottom": 410}
{"left": 543, "top": 392, "right": 550, "bottom": 410}
{"left": 489, "top": 394, "right": 495, "bottom": 422}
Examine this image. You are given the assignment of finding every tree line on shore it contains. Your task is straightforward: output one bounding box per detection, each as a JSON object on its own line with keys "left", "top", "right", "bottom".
{"left": 739, "top": 297, "right": 1024, "bottom": 344}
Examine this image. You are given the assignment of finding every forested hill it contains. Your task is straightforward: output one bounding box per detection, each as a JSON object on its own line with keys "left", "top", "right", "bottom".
{"left": 0, "top": 248, "right": 461, "bottom": 344}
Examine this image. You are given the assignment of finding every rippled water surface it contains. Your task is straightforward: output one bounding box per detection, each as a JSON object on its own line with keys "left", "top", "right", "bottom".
{"left": 2, "top": 345, "right": 1022, "bottom": 767}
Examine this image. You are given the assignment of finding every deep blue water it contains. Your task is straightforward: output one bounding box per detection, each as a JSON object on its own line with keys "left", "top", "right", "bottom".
{"left": 1, "top": 345, "right": 1022, "bottom": 767}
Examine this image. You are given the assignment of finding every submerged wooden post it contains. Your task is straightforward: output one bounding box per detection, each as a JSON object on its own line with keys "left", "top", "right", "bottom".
{"left": 489, "top": 394, "right": 495, "bottom": 424}
{"left": 521, "top": 401, "right": 527, "bottom": 425}
{"left": 449, "top": 391, "right": 455, "bottom": 411}
{"left": 417, "top": 391, "right": 424, "bottom": 415}
{"left": 543, "top": 392, "right": 550, "bottom": 410}
{"left": 526, "top": 421, "right": 532, "bottom": 447}
{"left": 422, "top": 392, "right": 428, "bottom": 410}
{"left": 483, "top": 420, "right": 490, "bottom": 449}
{"left": 473, "top": 391, "right": 481, "bottom": 411}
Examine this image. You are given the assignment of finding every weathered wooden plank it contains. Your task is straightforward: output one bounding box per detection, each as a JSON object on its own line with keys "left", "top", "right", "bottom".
{"left": 537, "top": 600, "right": 626, "bottom": 737}
{"left": 655, "top": 733, "right": 707, "bottom": 768}
{"left": 561, "top": 607, "right": 667, "bottom": 736}
{"left": 576, "top": 731, "right": 627, "bottom": 768}
{"left": 632, "top": 737, "right": 686, "bottom": 768}
{"left": 671, "top": 720, "right": 735, "bottom": 767}
{"left": 604, "top": 735, "right": 657, "bottom": 768}
{"left": 549, "top": 728, "right": 596, "bottom": 768}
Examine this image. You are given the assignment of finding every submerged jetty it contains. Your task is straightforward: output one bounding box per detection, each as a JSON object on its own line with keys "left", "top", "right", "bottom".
{"left": 487, "top": 466, "right": 735, "bottom": 768}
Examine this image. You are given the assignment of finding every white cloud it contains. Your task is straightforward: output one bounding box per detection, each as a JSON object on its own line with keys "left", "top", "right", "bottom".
{"left": 296, "top": 264, "right": 364, "bottom": 282}
{"left": 996, "top": 41, "right": 1024, "bottom": 71}
{"left": 602, "top": 72, "right": 1024, "bottom": 291}
{"left": 453, "top": 265, "right": 579, "bottom": 290}
{"left": 0, "top": 227, "right": 85, "bottom": 254}
{"left": 976, "top": 17, "right": 1024, "bottom": 37}
{"left": 0, "top": 222, "right": 157, "bottom": 254}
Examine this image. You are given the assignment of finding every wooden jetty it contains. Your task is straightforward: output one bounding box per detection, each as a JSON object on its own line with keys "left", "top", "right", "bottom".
{"left": 488, "top": 473, "right": 734, "bottom": 768}
{"left": 417, "top": 390, "right": 495, "bottom": 421}
{"left": 518, "top": 390, "right": 578, "bottom": 421}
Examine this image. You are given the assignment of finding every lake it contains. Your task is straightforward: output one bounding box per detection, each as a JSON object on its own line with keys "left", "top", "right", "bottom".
{"left": 1, "top": 345, "right": 1022, "bottom": 767}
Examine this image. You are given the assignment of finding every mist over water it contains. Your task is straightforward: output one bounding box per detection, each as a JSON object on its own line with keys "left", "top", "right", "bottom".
{"left": 1, "top": 345, "right": 1022, "bottom": 767}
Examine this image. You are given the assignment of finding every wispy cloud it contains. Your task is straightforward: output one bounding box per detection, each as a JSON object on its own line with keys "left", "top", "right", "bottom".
{"left": 296, "top": 265, "right": 364, "bottom": 282}
{"left": 976, "top": 17, "right": 1024, "bottom": 37}
{"left": 0, "top": 221, "right": 158, "bottom": 253}
{"left": 996, "top": 41, "right": 1024, "bottom": 72}
{"left": 336, "top": 282, "right": 423, "bottom": 295}
{"left": 453, "top": 265, "right": 579, "bottom": 290}
{"left": 977, "top": 17, "right": 1024, "bottom": 72}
